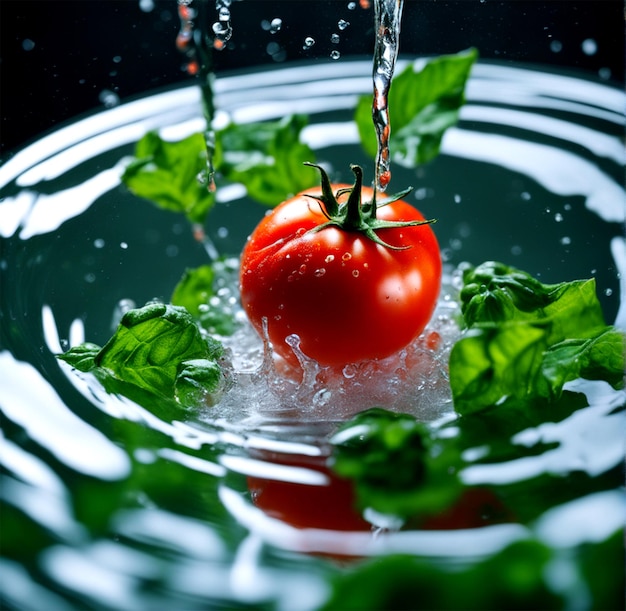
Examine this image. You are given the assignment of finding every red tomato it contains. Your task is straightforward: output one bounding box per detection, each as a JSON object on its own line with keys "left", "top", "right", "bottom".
{"left": 247, "top": 453, "right": 371, "bottom": 532}
{"left": 240, "top": 165, "right": 441, "bottom": 367}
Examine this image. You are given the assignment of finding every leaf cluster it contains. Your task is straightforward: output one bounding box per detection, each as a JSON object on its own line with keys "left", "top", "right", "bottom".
{"left": 58, "top": 303, "right": 232, "bottom": 410}
{"left": 450, "top": 261, "right": 625, "bottom": 415}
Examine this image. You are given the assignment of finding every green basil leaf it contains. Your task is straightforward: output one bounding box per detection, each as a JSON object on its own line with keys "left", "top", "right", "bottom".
{"left": 355, "top": 48, "right": 478, "bottom": 166}
{"left": 122, "top": 131, "right": 214, "bottom": 224}
{"left": 542, "top": 328, "right": 626, "bottom": 397}
{"left": 171, "top": 259, "right": 239, "bottom": 336}
{"left": 450, "top": 261, "right": 624, "bottom": 414}
{"left": 175, "top": 358, "right": 232, "bottom": 407}
{"left": 320, "top": 540, "right": 563, "bottom": 611}
{"left": 329, "top": 408, "right": 461, "bottom": 519}
{"left": 219, "top": 114, "right": 318, "bottom": 206}
{"left": 95, "top": 303, "right": 225, "bottom": 405}
{"left": 449, "top": 323, "right": 549, "bottom": 415}
{"left": 460, "top": 261, "right": 606, "bottom": 341}
{"left": 57, "top": 342, "right": 101, "bottom": 372}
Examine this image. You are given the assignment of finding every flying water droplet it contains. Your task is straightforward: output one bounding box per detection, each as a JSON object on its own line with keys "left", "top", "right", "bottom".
{"left": 581, "top": 38, "right": 597, "bottom": 56}
{"left": 99, "top": 89, "right": 120, "bottom": 108}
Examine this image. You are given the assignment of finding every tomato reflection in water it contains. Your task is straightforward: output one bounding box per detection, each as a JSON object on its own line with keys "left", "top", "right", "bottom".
{"left": 247, "top": 453, "right": 514, "bottom": 538}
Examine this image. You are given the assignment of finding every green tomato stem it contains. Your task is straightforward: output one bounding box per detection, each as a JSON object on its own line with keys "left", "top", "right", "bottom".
{"left": 303, "top": 163, "right": 436, "bottom": 251}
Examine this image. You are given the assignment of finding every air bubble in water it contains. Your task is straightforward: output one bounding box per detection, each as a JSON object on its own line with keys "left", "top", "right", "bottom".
{"left": 330, "top": 50, "right": 341, "bottom": 60}
{"left": 554, "top": 213, "right": 564, "bottom": 222}
{"left": 581, "top": 38, "right": 597, "bottom": 56}
{"left": 560, "top": 236, "right": 571, "bottom": 246}
{"left": 338, "top": 19, "right": 350, "bottom": 30}
{"left": 331, "top": 33, "right": 341, "bottom": 44}
{"left": 94, "top": 238, "right": 105, "bottom": 249}
{"left": 303, "top": 36, "right": 315, "bottom": 49}
{"left": 22, "top": 39, "right": 35, "bottom": 51}
{"left": 139, "top": 0, "right": 154, "bottom": 12}
{"left": 347, "top": 2, "right": 357, "bottom": 9}
{"left": 453, "top": 194, "right": 462, "bottom": 204}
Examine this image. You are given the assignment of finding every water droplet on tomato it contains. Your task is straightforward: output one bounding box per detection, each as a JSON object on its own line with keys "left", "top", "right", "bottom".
{"left": 325, "top": 254, "right": 335, "bottom": 263}
{"left": 314, "top": 268, "right": 326, "bottom": 277}
{"left": 352, "top": 270, "right": 359, "bottom": 278}
{"left": 342, "top": 252, "right": 352, "bottom": 262}
{"left": 299, "top": 264, "right": 307, "bottom": 274}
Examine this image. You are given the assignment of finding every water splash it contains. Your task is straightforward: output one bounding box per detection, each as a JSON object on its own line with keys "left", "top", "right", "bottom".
{"left": 372, "top": 0, "right": 404, "bottom": 191}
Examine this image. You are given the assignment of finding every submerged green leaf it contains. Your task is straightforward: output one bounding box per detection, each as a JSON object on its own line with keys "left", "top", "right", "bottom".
{"left": 329, "top": 408, "right": 461, "bottom": 519}
{"left": 356, "top": 48, "right": 478, "bottom": 166}
{"left": 122, "top": 131, "right": 214, "bottom": 224}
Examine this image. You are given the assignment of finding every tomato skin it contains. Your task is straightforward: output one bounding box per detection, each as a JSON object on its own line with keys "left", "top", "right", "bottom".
{"left": 240, "top": 184, "right": 441, "bottom": 367}
{"left": 247, "top": 453, "right": 371, "bottom": 532}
